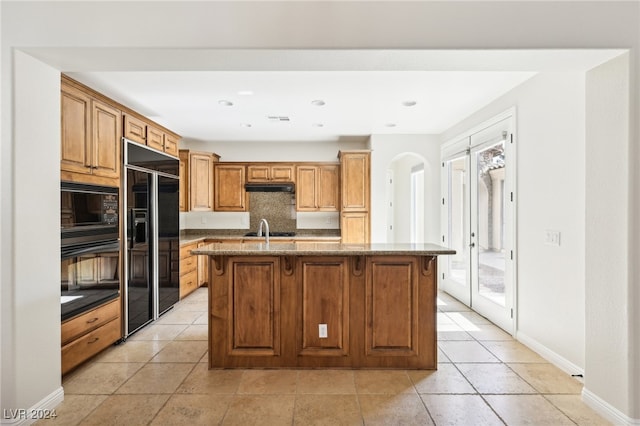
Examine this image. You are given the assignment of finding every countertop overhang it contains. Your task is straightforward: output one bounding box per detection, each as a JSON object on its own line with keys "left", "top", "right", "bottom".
{"left": 191, "top": 242, "right": 455, "bottom": 256}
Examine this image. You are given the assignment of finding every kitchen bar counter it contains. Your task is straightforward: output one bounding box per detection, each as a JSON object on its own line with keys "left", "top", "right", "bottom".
{"left": 196, "top": 242, "right": 454, "bottom": 370}
{"left": 180, "top": 233, "right": 342, "bottom": 246}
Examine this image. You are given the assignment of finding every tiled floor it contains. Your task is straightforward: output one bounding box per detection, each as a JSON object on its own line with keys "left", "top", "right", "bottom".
{"left": 40, "top": 289, "right": 610, "bottom": 425}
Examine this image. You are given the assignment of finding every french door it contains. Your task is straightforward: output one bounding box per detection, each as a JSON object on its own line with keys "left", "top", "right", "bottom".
{"left": 441, "top": 115, "right": 515, "bottom": 333}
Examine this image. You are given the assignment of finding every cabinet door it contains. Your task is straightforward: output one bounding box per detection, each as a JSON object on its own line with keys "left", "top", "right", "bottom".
{"left": 178, "top": 151, "right": 189, "bottom": 212}
{"left": 61, "top": 85, "right": 91, "bottom": 174}
{"left": 190, "top": 153, "right": 213, "bottom": 211}
{"left": 341, "top": 212, "right": 369, "bottom": 244}
{"left": 164, "top": 133, "right": 179, "bottom": 157}
{"left": 147, "top": 125, "right": 164, "bottom": 151}
{"left": 247, "top": 165, "right": 270, "bottom": 182}
{"left": 123, "top": 114, "right": 147, "bottom": 145}
{"left": 271, "top": 165, "right": 294, "bottom": 182}
{"left": 91, "top": 100, "right": 121, "bottom": 179}
{"left": 197, "top": 241, "right": 209, "bottom": 287}
{"left": 317, "top": 165, "right": 340, "bottom": 211}
{"left": 214, "top": 164, "right": 247, "bottom": 211}
{"left": 296, "top": 166, "right": 317, "bottom": 210}
{"left": 341, "top": 152, "right": 370, "bottom": 211}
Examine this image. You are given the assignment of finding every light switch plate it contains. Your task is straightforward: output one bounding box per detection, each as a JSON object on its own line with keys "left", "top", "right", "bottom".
{"left": 319, "top": 324, "right": 328, "bottom": 339}
{"left": 544, "top": 230, "right": 561, "bottom": 246}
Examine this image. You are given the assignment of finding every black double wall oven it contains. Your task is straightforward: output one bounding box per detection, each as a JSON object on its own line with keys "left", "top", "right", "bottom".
{"left": 60, "top": 182, "right": 121, "bottom": 321}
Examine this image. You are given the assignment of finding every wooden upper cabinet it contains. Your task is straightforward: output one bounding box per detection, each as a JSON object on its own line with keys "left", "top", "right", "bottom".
{"left": 214, "top": 164, "right": 247, "bottom": 211}
{"left": 339, "top": 151, "right": 370, "bottom": 212}
{"left": 190, "top": 152, "right": 214, "bottom": 211}
{"left": 123, "top": 114, "right": 147, "bottom": 145}
{"left": 247, "top": 164, "right": 294, "bottom": 183}
{"left": 296, "top": 164, "right": 339, "bottom": 212}
{"left": 146, "top": 125, "right": 164, "bottom": 152}
{"left": 61, "top": 81, "right": 121, "bottom": 184}
{"left": 179, "top": 150, "right": 219, "bottom": 212}
{"left": 123, "top": 113, "right": 180, "bottom": 158}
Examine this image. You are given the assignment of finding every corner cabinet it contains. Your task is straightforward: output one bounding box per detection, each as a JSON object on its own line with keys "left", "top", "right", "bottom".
{"left": 214, "top": 163, "right": 248, "bottom": 211}
{"left": 61, "top": 80, "right": 122, "bottom": 186}
{"left": 339, "top": 151, "right": 371, "bottom": 243}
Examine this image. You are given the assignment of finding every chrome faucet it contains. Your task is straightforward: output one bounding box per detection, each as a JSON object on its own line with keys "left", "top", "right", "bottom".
{"left": 257, "top": 218, "right": 270, "bottom": 245}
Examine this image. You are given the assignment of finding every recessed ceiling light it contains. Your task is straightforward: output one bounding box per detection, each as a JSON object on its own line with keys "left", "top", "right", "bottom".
{"left": 218, "top": 100, "right": 233, "bottom": 106}
{"left": 402, "top": 100, "right": 417, "bottom": 107}
{"left": 312, "top": 123, "right": 324, "bottom": 128}
{"left": 237, "top": 90, "right": 253, "bottom": 96}
{"left": 385, "top": 123, "right": 397, "bottom": 128}
{"left": 241, "top": 123, "right": 252, "bottom": 128}
{"left": 311, "top": 100, "right": 326, "bottom": 106}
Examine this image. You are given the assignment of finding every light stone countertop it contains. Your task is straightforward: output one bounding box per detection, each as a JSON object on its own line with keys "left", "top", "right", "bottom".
{"left": 179, "top": 233, "right": 342, "bottom": 246}
{"left": 191, "top": 241, "right": 455, "bottom": 256}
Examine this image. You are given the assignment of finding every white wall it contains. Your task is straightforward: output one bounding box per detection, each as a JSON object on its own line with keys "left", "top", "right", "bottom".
{"left": 389, "top": 154, "right": 425, "bottom": 243}
{"left": 1, "top": 1, "right": 638, "bottom": 422}
{"left": 370, "top": 135, "right": 440, "bottom": 244}
{"left": 441, "top": 72, "right": 587, "bottom": 372}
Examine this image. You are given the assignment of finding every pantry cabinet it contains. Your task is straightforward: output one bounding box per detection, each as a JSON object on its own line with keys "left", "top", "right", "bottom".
{"left": 339, "top": 151, "right": 371, "bottom": 243}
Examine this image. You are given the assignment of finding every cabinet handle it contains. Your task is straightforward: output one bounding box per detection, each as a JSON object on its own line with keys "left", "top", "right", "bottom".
{"left": 86, "top": 317, "right": 99, "bottom": 324}
{"left": 87, "top": 337, "right": 100, "bottom": 344}
{"left": 85, "top": 165, "right": 92, "bottom": 169}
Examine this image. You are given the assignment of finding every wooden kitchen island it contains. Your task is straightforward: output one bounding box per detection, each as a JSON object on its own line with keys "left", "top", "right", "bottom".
{"left": 192, "top": 242, "right": 454, "bottom": 370}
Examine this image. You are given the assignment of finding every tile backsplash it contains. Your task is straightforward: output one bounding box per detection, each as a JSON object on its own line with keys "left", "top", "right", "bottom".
{"left": 248, "top": 192, "right": 296, "bottom": 232}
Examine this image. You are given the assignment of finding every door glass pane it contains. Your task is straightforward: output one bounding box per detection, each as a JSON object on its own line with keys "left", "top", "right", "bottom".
{"left": 447, "top": 157, "right": 467, "bottom": 286}
{"left": 475, "top": 142, "right": 506, "bottom": 306}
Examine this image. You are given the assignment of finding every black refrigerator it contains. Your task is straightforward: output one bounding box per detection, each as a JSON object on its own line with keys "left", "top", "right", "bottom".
{"left": 124, "top": 140, "right": 180, "bottom": 337}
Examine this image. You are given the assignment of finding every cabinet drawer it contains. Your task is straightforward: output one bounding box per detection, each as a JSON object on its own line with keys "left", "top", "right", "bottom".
{"left": 180, "top": 255, "right": 197, "bottom": 274}
{"left": 62, "top": 316, "right": 121, "bottom": 375}
{"left": 180, "top": 269, "right": 198, "bottom": 299}
{"left": 180, "top": 243, "right": 197, "bottom": 259}
{"left": 61, "top": 299, "right": 120, "bottom": 345}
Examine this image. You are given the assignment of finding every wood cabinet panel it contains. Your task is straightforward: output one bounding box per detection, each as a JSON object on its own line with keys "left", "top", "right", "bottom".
{"left": 298, "top": 258, "right": 349, "bottom": 356}
{"left": 247, "top": 164, "right": 294, "bottom": 182}
{"left": 247, "top": 165, "right": 269, "bottom": 182}
{"left": 341, "top": 212, "right": 370, "bottom": 244}
{"left": 317, "top": 165, "right": 340, "bottom": 210}
{"left": 340, "top": 151, "right": 370, "bottom": 211}
{"left": 366, "top": 257, "right": 418, "bottom": 356}
{"left": 197, "top": 241, "right": 209, "bottom": 287}
{"left": 147, "top": 125, "right": 164, "bottom": 151}
{"left": 296, "top": 166, "right": 317, "bottom": 210}
{"left": 230, "top": 258, "right": 280, "bottom": 355}
{"left": 61, "top": 85, "right": 91, "bottom": 174}
{"left": 164, "top": 133, "right": 179, "bottom": 157}
{"left": 123, "top": 114, "right": 147, "bottom": 145}
{"left": 62, "top": 316, "right": 121, "bottom": 375}
{"left": 91, "top": 100, "right": 121, "bottom": 179}
{"left": 214, "top": 164, "right": 247, "bottom": 211}
{"left": 190, "top": 153, "right": 214, "bottom": 211}
{"left": 271, "top": 165, "right": 295, "bottom": 181}
{"left": 180, "top": 269, "right": 198, "bottom": 299}
{"left": 296, "top": 164, "right": 340, "bottom": 212}
{"left": 179, "top": 152, "right": 188, "bottom": 212}
{"left": 61, "top": 298, "right": 120, "bottom": 345}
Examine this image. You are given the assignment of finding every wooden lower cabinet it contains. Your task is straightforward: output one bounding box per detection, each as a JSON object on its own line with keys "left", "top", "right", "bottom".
{"left": 179, "top": 242, "right": 198, "bottom": 299}
{"left": 61, "top": 298, "right": 122, "bottom": 375}
{"left": 208, "top": 254, "right": 437, "bottom": 369}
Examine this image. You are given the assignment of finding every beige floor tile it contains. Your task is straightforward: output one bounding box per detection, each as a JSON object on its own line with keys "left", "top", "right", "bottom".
{"left": 127, "top": 324, "right": 188, "bottom": 341}
{"left": 150, "top": 340, "right": 208, "bottom": 363}
{"left": 156, "top": 309, "right": 202, "bottom": 325}
{"left": 63, "top": 362, "right": 144, "bottom": 395}
{"left": 199, "top": 352, "right": 208, "bottom": 363}
{"left": 438, "top": 348, "right": 452, "bottom": 363}
{"left": 448, "top": 310, "right": 493, "bottom": 325}
{"left": 360, "top": 394, "right": 433, "bottom": 425}
{"left": 421, "top": 394, "right": 503, "bottom": 426}
{"left": 175, "top": 324, "right": 208, "bottom": 341}
{"left": 545, "top": 395, "right": 613, "bottom": 425}
{"left": 438, "top": 325, "right": 474, "bottom": 341}
{"left": 437, "top": 299, "right": 472, "bottom": 312}
{"left": 293, "top": 394, "right": 362, "bottom": 426}
{"left": 237, "top": 369, "right": 298, "bottom": 394}
{"left": 354, "top": 370, "right": 415, "bottom": 394}
{"left": 457, "top": 363, "right": 536, "bottom": 394}
{"left": 297, "top": 370, "right": 356, "bottom": 394}
{"left": 509, "top": 363, "right": 583, "bottom": 394}
{"left": 438, "top": 341, "right": 500, "bottom": 363}
{"left": 467, "top": 323, "right": 513, "bottom": 341}
{"left": 93, "top": 340, "right": 170, "bottom": 363}
{"left": 177, "top": 363, "right": 243, "bottom": 394}
{"left": 150, "top": 394, "right": 233, "bottom": 426}
{"left": 484, "top": 394, "right": 575, "bottom": 425}
{"left": 223, "top": 395, "right": 295, "bottom": 426}
{"left": 437, "top": 312, "right": 456, "bottom": 324}
{"left": 173, "top": 301, "right": 208, "bottom": 312}
{"left": 81, "top": 394, "right": 170, "bottom": 426}
{"left": 408, "top": 363, "right": 475, "bottom": 394}
{"left": 193, "top": 312, "right": 208, "bottom": 325}
{"left": 482, "top": 341, "right": 547, "bottom": 363}
{"left": 34, "top": 395, "right": 108, "bottom": 426}
{"left": 115, "top": 363, "right": 195, "bottom": 394}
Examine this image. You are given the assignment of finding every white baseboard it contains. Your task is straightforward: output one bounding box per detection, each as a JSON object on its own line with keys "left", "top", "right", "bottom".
{"left": 515, "top": 331, "right": 584, "bottom": 376}
{"left": 582, "top": 387, "right": 640, "bottom": 426}
{"left": 1, "top": 387, "right": 64, "bottom": 426}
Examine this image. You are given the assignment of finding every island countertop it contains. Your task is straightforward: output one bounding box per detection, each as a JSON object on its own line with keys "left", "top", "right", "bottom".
{"left": 191, "top": 241, "right": 455, "bottom": 256}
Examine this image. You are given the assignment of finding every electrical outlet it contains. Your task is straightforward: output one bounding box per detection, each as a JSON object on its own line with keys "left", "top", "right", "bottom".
{"left": 544, "top": 230, "right": 561, "bottom": 246}
{"left": 319, "top": 324, "right": 328, "bottom": 339}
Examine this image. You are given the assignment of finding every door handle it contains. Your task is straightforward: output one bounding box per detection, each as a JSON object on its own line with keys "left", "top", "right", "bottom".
{"left": 469, "top": 242, "right": 475, "bottom": 248}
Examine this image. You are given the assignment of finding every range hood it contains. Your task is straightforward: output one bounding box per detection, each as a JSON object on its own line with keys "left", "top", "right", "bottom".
{"left": 245, "top": 183, "right": 295, "bottom": 193}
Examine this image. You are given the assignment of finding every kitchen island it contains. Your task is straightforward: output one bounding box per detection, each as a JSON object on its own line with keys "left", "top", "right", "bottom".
{"left": 192, "top": 242, "right": 455, "bottom": 370}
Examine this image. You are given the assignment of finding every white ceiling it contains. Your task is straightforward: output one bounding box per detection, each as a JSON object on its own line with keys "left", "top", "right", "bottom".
{"left": 58, "top": 49, "right": 623, "bottom": 143}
